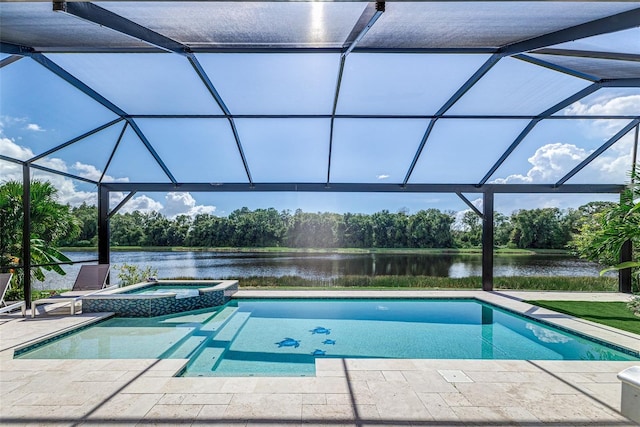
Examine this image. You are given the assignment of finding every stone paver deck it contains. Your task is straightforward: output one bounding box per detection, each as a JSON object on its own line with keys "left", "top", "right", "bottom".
{"left": 1, "top": 290, "right": 639, "bottom": 426}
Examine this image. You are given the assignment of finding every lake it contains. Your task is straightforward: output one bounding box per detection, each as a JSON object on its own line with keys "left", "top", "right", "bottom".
{"left": 35, "top": 250, "right": 608, "bottom": 290}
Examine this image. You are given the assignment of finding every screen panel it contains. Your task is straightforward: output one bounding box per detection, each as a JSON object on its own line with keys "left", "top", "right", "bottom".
{"left": 104, "top": 126, "right": 172, "bottom": 183}
{"left": 98, "top": 1, "right": 367, "bottom": 48}
{"left": 330, "top": 118, "right": 428, "bottom": 184}
{"left": 338, "top": 54, "right": 490, "bottom": 115}
{"left": 448, "top": 57, "right": 592, "bottom": 116}
{"left": 134, "top": 119, "right": 249, "bottom": 183}
{"left": 47, "top": 53, "right": 223, "bottom": 115}
{"left": 0, "top": 57, "right": 118, "bottom": 157}
{"left": 490, "top": 118, "right": 633, "bottom": 184}
{"left": 358, "top": 2, "right": 639, "bottom": 49}
{"left": 409, "top": 119, "right": 530, "bottom": 184}
{"left": 198, "top": 53, "right": 340, "bottom": 115}
{"left": 235, "top": 118, "right": 331, "bottom": 183}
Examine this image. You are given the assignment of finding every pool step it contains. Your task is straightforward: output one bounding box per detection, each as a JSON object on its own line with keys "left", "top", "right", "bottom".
{"left": 201, "top": 307, "right": 239, "bottom": 333}
{"left": 211, "top": 312, "right": 251, "bottom": 343}
{"left": 182, "top": 311, "right": 253, "bottom": 375}
{"left": 164, "top": 335, "right": 209, "bottom": 359}
{"left": 162, "top": 307, "right": 239, "bottom": 360}
{"left": 181, "top": 347, "right": 227, "bottom": 376}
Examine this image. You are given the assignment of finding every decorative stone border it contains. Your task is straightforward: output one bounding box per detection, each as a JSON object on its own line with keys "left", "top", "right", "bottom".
{"left": 82, "top": 280, "right": 238, "bottom": 317}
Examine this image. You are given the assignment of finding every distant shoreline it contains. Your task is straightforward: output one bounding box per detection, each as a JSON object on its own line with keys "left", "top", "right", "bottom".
{"left": 59, "top": 246, "right": 571, "bottom": 256}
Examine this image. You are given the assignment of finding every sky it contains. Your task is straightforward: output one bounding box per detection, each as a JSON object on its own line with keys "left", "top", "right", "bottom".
{"left": 1, "top": 28, "right": 639, "bottom": 219}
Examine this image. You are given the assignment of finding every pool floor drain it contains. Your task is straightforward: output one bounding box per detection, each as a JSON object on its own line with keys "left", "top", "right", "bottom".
{"left": 437, "top": 369, "right": 473, "bottom": 383}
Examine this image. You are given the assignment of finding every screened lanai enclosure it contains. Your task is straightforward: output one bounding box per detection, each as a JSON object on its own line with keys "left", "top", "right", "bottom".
{"left": 1, "top": 0, "right": 639, "bottom": 302}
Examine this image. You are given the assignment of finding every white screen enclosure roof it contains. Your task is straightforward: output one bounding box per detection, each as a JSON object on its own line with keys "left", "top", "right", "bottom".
{"left": 1, "top": 0, "right": 638, "bottom": 191}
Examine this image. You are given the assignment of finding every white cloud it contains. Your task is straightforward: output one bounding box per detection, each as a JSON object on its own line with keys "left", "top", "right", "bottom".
{"left": 72, "top": 162, "right": 128, "bottom": 183}
{"left": 26, "top": 123, "right": 44, "bottom": 132}
{"left": 376, "top": 174, "right": 390, "bottom": 180}
{"left": 108, "top": 191, "right": 216, "bottom": 217}
{"left": 493, "top": 143, "right": 590, "bottom": 184}
{"left": 162, "top": 192, "right": 216, "bottom": 217}
{"left": 566, "top": 94, "right": 640, "bottom": 138}
{"left": 0, "top": 136, "right": 32, "bottom": 162}
{"left": 1, "top": 139, "right": 216, "bottom": 217}
{"left": 114, "top": 194, "right": 164, "bottom": 214}
{"left": 566, "top": 94, "right": 640, "bottom": 116}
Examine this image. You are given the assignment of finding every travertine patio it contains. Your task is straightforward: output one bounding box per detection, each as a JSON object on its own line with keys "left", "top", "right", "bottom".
{"left": 1, "top": 290, "right": 639, "bottom": 426}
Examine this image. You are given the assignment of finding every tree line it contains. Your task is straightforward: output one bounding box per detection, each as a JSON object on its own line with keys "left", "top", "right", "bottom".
{"left": 60, "top": 201, "right": 614, "bottom": 250}
{"left": 4, "top": 179, "right": 637, "bottom": 292}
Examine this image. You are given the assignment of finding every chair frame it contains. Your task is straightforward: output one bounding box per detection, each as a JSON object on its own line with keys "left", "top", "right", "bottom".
{"left": 0, "top": 273, "right": 26, "bottom": 317}
{"left": 31, "top": 264, "right": 114, "bottom": 318}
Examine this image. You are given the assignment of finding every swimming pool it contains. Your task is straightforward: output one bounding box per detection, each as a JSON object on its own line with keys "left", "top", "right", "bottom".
{"left": 16, "top": 298, "right": 639, "bottom": 377}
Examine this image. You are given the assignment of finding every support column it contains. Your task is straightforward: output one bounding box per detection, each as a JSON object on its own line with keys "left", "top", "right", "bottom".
{"left": 97, "top": 185, "right": 110, "bottom": 266}
{"left": 620, "top": 127, "right": 637, "bottom": 293}
{"left": 22, "top": 164, "right": 31, "bottom": 304}
{"left": 619, "top": 191, "right": 633, "bottom": 293}
{"left": 620, "top": 240, "right": 632, "bottom": 293}
{"left": 482, "top": 191, "right": 494, "bottom": 291}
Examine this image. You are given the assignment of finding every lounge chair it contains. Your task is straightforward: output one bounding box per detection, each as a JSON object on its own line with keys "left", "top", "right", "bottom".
{"left": 0, "top": 273, "right": 26, "bottom": 317}
{"left": 31, "top": 264, "right": 114, "bottom": 317}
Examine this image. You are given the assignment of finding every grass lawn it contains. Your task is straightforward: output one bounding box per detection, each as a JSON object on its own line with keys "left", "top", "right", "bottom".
{"left": 525, "top": 300, "right": 640, "bottom": 335}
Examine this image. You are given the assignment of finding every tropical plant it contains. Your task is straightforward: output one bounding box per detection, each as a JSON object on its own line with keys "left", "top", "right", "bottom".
{"left": 0, "top": 180, "right": 78, "bottom": 291}
{"left": 573, "top": 165, "right": 640, "bottom": 290}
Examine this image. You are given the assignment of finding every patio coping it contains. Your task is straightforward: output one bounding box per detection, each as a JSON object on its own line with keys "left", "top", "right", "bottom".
{"left": 1, "top": 290, "right": 639, "bottom": 426}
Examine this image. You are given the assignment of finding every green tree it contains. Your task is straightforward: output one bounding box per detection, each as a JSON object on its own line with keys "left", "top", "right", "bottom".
{"left": 340, "top": 213, "right": 373, "bottom": 248}
{"left": 494, "top": 212, "right": 513, "bottom": 247}
{"left": 68, "top": 202, "right": 98, "bottom": 246}
{"left": 407, "top": 209, "right": 454, "bottom": 248}
{"left": 510, "top": 208, "right": 568, "bottom": 249}
{"left": 287, "top": 210, "right": 340, "bottom": 248}
{"left": 457, "top": 210, "right": 482, "bottom": 248}
{"left": 110, "top": 211, "right": 147, "bottom": 246}
{"left": 573, "top": 166, "right": 640, "bottom": 289}
{"left": 0, "top": 180, "right": 77, "bottom": 289}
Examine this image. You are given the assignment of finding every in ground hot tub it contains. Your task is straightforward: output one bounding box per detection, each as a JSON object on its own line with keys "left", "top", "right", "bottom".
{"left": 82, "top": 280, "right": 238, "bottom": 317}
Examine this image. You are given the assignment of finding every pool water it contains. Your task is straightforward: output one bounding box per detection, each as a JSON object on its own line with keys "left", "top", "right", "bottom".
{"left": 124, "top": 285, "right": 202, "bottom": 298}
{"left": 16, "top": 299, "right": 639, "bottom": 377}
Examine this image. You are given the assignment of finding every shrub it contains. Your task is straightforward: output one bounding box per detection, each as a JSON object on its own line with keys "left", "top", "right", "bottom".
{"left": 628, "top": 295, "right": 640, "bottom": 316}
{"left": 114, "top": 263, "right": 158, "bottom": 286}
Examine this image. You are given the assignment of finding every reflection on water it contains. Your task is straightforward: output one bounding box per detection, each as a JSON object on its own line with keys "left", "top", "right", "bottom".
{"left": 35, "top": 250, "right": 607, "bottom": 290}
{"left": 526, "top": 323, "right": 571, "bottom": 344}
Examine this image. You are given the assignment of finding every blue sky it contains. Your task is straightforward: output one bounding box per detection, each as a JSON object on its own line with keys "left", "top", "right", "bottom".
{"left": 1, "top": 33, "right": 638, "bottom": 217}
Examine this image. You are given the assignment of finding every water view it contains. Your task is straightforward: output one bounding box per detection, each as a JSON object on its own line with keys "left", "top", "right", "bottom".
{"left": 36, "top": 250, "right": 608, "bottom": 290}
